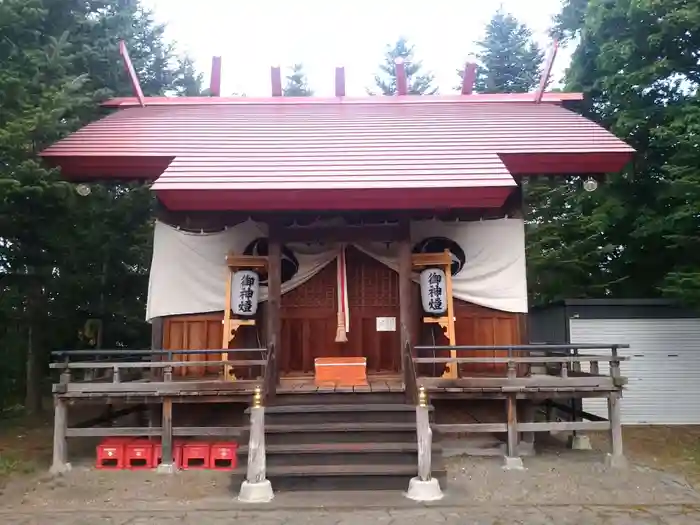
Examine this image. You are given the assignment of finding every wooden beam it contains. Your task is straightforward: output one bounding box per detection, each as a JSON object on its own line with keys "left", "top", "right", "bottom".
{"left": 66, "top": 426, "right": 245, "bottom": 438}
{"left": 534, "top": 40, "right": 559, "bottom": 103}
{"left": 270, "top": 66, "right": 282, "bottom": 96}
{"left": 279, "top": 224, "right": 404, "bottom": 243}
{"left": 419, "top": 376, "right": 616, "bottom": 389}
{"left": 335, "top": 67, "right": 345, "bottom": 97}
{"left": 59, "top": 380, "right": 260, "bottom": 394}
{"left": 434, "top": 423, "right": 508, "bottom": 434}
{"left": 395, "top": 58, "right": 408, "bottom": 96}
{"left": 517, "top": 421, "right": 610, "bottom": 432}
{"left": 118, "top": 40, "right": 145, "bottom": 107}
{"left": 461, "top": 62, "right": 477, "bottom": 95}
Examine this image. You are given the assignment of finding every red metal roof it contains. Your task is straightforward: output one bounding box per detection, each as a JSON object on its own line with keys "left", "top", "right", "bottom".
{"left": 41, "top": 97, "right": 634, "bottom": 211}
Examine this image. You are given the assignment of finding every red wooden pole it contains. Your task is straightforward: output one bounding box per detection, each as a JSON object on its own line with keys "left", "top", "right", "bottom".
{"left": 210, "top": 56, "right": 222, "bottom": 97}
{"left": 395, "top": 58, "right": 407, "bottom": 96}
{"left": 118, "top": 40, "right": 145, "bottom": 107}
{"left": 534, "top": 40, "right": 559, "bottom": 103}
{"left": 335, "top": 67, "right": 346, "bottom": 97}
{"left": 461, "top": 62, "right": 477, "bottom": 95}
{"left": 270, "top": 66, "right": 282, "bottom": 97}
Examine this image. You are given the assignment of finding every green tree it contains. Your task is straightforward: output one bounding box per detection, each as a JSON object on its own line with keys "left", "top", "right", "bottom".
{"left": 459, "top": 10, "right": 544, "bottom": 93}
{"left": 528, "top": 0, "right": 700, "bottom": 308}
{"left": 283, "top": 63, "right": 313, "bottom": 96}
{"left": 372, "top": 37, "right": 436, "bottom": 95}
{"left": 0, "top": 0, "right": 202, "bottom": 413}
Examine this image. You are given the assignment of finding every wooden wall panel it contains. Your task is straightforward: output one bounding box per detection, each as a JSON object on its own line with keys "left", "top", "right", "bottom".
{"left": 421, "top": 301, "right": 525, "bottom": 375}
{"left": 162, "top": 313, "right": 224, "bottom": 377}
{"left": 160, "top": 249, "right": 526, "bottom": 379}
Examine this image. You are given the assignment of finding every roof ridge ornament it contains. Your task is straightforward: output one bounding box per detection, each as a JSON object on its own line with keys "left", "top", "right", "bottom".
{"left": 534, "top": 40, "right": 559, "bottom": 104}
{"left": 118, "top": 40, "right": 146, "bottom": 107}
{"left": 394, "top": 58, "right": 408, "bottom": 96}
{"left": 461, "top": 61, "right": 477, "bottom": 95}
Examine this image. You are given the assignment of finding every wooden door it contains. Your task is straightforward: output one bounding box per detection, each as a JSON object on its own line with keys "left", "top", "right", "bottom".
{"left": 345, "top": 247, "right": 401, "bottom": 373}
{"left": 278, "top": 247, "right": 403, "bottom": 375}
{"left": 279, "top": 259, "right": 337, "bottom": 374}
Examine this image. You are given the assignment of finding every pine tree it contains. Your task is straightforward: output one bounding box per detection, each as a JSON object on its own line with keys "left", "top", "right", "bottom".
{"left": 0, "top": 0, "right": 203, "bottom": 412}
{"left": 372, "top": 37, "right": 436, "bottom": 95}
{"left": 528, "top": 0, "right": 700, "bottom": 308}
{"left": 459, "top": 10, "right": 544, "bottom": 93}
{"left": 283, "top": 64, "right": 313, "bottom": 96}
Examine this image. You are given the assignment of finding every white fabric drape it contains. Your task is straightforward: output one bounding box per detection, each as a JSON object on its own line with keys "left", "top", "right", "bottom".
{"left": 146, "top": 218, "right": 528, "bottom": 321}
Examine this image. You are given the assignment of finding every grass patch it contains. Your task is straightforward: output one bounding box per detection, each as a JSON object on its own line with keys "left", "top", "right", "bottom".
{"left": 0, "top": 451, "right": 36, "bottom": 479}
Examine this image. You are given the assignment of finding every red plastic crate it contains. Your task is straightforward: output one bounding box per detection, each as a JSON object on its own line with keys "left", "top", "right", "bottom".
{"left": 181, "top": 441, "right": 210, "bottom": 470}
{"left": 96, "top": 438, "right": 130, "bottom": 469}
{"left": 125, "top": 439, "right": 154, "bottom": 470}
{"left": 209, "top": 442, "right": 238, "bottom": 470}
{"left": 154, "top": 440, "right": 183, "bottom": 468}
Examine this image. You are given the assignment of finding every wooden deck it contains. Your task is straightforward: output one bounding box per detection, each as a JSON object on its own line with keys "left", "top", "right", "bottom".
{"left": 277, "top": 375, "right": 405, "bottom": 394}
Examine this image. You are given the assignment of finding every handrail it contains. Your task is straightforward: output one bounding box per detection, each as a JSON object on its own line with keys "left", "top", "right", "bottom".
{"left": 413, "top": 356, "right": 629, "bottom": 364}
{"left": 52, "top": 348, "right": 266, "bottom": 359}
{"left": 262, "top": 341, "right": 277, "bottom": 404}
{"left": 403, "top": 336, "right": 419, "bottom": 405}
{"left": 414, "top": 344, "right": 628, "bottom": 352}
{"left": 50, "top": 360, "right": 266, "bottom": 370}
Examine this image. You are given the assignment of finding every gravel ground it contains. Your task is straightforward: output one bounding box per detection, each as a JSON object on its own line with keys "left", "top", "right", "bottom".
{"left": 1, "top": 448, "right": 698, "bottom": 510}
{"left": 2, "top": 427, "right": 700, "bottom": 524}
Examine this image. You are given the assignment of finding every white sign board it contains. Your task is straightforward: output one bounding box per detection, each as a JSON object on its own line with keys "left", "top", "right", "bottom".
{"left": 376, "top": 317, "right": 397, "bottom": 332}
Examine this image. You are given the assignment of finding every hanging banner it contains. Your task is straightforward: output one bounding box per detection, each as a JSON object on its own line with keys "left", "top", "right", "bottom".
{"left": 146, "top": 218, "right": 527, "bottom": 320}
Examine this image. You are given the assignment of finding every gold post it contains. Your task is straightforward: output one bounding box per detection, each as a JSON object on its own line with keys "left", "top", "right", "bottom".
{"left": 253, "top": 386, "right": 263, "bottom": 408}
{"left": 418, "top": 385, "right": 427, "bottom": 407}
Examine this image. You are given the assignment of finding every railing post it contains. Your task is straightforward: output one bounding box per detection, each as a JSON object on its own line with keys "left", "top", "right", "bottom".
{"left": 606, "top": 346, "right": 627, "bottom": 468}
{"left": 503, "top": 393, "right": 524, "bottom": 470}
{"left": 407, "top": 386, "right": 443, "bottom": 501}
{"left": 239, "top": 386, "right": 274, "bottom": 502}
{"left": 49, "top": 397, "right": 71, "bottom": 475}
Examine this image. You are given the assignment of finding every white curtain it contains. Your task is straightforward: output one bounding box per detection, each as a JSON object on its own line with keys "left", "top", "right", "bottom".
{"left": 146, "top": 218, "right": 528, "bottom": 321}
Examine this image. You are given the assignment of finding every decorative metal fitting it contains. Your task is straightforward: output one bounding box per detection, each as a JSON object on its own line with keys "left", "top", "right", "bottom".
{"left": 418, "top": 385, "right": 428, "bottom": 407}
{"left": 253, "top": 386, "right": 262, "bottom": 408}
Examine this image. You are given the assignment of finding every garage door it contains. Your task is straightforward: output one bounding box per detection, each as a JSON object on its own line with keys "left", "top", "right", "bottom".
{"left": 570, "top": 318, "right": 700, "bottom": 425}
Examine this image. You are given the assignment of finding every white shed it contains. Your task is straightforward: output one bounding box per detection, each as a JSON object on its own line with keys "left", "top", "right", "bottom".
{"left": 530, "top": 299, "right": 700, "bottom": 425}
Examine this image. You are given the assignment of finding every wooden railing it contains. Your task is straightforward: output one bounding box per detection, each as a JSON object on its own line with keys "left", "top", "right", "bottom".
{"left": 413, "top": 343, "right": 628, "bottom": 381}
{"left": 50, "top": 348, "right": 269, "bottom": 395}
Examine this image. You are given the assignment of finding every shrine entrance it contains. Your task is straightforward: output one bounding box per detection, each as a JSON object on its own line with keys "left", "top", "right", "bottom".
{"left": 278, "top": 246, "right": 402, "bottom": 376}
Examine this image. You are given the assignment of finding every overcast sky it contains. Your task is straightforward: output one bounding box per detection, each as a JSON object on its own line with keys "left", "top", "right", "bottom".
{"left": 142, "top": 0, "right": 571, "bottom": 96}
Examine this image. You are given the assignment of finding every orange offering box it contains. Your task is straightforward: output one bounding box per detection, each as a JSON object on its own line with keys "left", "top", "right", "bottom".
{"left": 314, "top": 357, "right": 368, "bottom": 387}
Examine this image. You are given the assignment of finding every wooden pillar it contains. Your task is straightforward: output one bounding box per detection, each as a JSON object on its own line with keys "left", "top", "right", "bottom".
{"left": 504, "top": 393, "right": 524, "bottom": 469}
{"left": 606, "top": 392, "right": 627, "bottom": 468}
{"left": 158, "top": 366, "right": 175, "bottom": 472}
{"left": 398, "top": 218, "right": 412, "bottom": 375}
{"left": 520, "top": 400, "right": 536, "bottom": 452}
{"left": 266, "top": 226, "right": 282, "bottom": 384}
{"left": 49, "top": 397, "right": 71, "bottom": 475}
{"left": 506, "top": 394, "right": 518, "bottom": 458}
